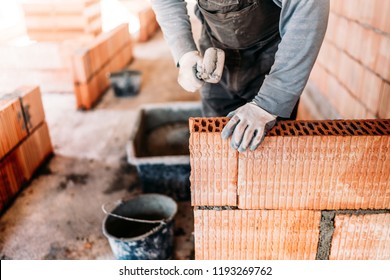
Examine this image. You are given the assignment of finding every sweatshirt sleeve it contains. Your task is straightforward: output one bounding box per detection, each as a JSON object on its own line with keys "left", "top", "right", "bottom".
{"left": 150, "top": 0, "right": 198, "bottom": 65}
{"left": 253, "top": 0, "right": 329, "bottom": 118}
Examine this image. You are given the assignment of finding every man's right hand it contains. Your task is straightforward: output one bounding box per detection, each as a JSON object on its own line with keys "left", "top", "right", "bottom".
{"left": 178, "top": 51, "right": 204, "bottom": 92}
{"left": 178, "top": 48, "right": 225, "bottom": 92}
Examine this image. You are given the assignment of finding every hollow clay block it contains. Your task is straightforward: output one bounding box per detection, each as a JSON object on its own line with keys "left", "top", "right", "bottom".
{"left": 189, "top": 117, "right": 238, "bottom": 206}
{"left": 17, "top": 121, "right": 53, "bottom": 180}
{"left": 330, "top": 213, "right": 390, "bottom": 260}
{"left": 15, "top": 86, "right": 46, "bottom": 134}
{"left": 0, "top": 97, "right": 27, "bottom": 159}
{"left": 238, "top": 119, "right": 390, "bottom": 210}
{"left": 194, "top": 209, "right": 321, "bottom": 260}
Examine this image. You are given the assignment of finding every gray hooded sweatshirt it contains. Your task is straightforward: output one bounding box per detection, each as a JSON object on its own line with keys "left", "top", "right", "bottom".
{"left": 150, "top": 0, "right": 329, "bottom": 118}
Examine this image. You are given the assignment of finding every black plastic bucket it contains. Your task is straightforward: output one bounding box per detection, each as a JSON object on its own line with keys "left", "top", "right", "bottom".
{"left": 108, "top": 70, "right": 142, "bottom": 97}
{"left": 102, "top": 194, "right": 177, "bottom": 260}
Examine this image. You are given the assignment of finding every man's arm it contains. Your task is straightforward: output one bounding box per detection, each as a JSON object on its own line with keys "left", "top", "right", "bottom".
{"left": 253, "top": 0, "right": 330, "bottom": 118}
{"left": 222, "top": 0, "right": 329, "bottom": 152}
{"left": 150, "top": 0, "right": 198, "bottom": 65}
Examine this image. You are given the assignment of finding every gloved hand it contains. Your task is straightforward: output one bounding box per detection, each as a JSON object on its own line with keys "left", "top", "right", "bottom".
{"left": 178, "top": 51, "right": 204, "bottom": 92}
{"left": 178, "top": 48, "right": 225, "bottom": 92}
{"left": 221, "top": 102, "right": 277, "bottom": 152}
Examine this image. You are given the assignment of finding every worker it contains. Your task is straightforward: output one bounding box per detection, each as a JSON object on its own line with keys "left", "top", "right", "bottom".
{"left": 150, "top": 0, "right": 329, "bottom": 152}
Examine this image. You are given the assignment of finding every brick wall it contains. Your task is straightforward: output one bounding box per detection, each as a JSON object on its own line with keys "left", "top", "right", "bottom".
{"left": 301, "top": 0, "right": 390, "bottom": 120}
{"left": 189, "top": 118, "right": 390, "bottom": 260}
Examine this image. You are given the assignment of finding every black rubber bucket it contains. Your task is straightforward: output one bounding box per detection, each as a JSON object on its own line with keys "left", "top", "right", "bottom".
{"left": 102, "top": 194, "right": 177, "bottom": 260}
{"left": 108, "top": 70, "right": 141, "bottom": 97}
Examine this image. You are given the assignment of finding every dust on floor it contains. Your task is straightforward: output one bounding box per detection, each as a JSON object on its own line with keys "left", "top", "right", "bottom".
{"left": 0, "top": 30, "right": 200, "bottom": 260}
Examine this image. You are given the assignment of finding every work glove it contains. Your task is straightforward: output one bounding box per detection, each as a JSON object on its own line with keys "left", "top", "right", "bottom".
{"left": 178, "top": 48, "right": 225, "bottom": 92}
{"left": 221, "top": 102, "right": 277, "bottom": 152}
{"left": 178, "top": 51, "right": 204, "bottom": 92}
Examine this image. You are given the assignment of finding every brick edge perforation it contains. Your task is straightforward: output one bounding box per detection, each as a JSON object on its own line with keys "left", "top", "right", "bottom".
{"left": 190, "top": 118, "right": 390, "bottom": 136}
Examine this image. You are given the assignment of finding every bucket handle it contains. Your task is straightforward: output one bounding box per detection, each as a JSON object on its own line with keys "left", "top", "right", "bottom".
{"left": 101, "top": 200, "right": 167, "bottom": 225}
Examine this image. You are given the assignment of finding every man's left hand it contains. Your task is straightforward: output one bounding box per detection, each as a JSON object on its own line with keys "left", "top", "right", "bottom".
{"left": 221, "top": 102, "right": 277, "bottom": 152}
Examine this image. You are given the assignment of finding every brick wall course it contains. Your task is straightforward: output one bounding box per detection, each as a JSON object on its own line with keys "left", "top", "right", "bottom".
{"left": 194, "top": 209, "right": 321, "bottom": 260}
{"left": 330, "top": 213, "right": 390, "bottom": 260}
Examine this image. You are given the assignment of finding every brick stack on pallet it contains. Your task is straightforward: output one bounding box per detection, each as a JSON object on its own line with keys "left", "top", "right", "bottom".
{"left": 72, "top": 24, "right": 133, "bottom": 110}
{"left": 303, "top": 0, "right": 390, "bottom": 120}
{"left": 189, "top": 117, "right": 390, "bottom": 260}
{"left": 0, "top": 86, "right": 53, "bottom": 213}
{"left": 21, "top": 0, "right": 102, "bottom": 41}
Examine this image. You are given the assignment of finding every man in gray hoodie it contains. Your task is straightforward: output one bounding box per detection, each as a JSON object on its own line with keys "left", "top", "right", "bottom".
{"left": 150, "top": 0, "right": 329, "bottom": 152}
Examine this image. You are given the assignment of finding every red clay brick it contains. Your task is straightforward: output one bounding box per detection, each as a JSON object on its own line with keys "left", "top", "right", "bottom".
{"left": 0, "top": 121, "right": 53, "bottom": 212}
{"left": 21, "top": 0, "right": 102, "bottom": 41}
{"left": 194, "top": 209, "right": 321, "bottom": 260}
{"left": 189, "top": 118, "right": 238, "bottom": 206}
{"left": 14, "top": 86, "right": 46, "bottom": 134}
{"left": 0, "top": 97, "right": 27, "bottom": 159}
{"left": 379, "top": 82, "right": 390, "bottom": 119}
{"left": 189, "top": 118, "right": 390, "bottom": 210}
{"left": 17, "top": 122, "right": 53, "bottom": 180}
{"left": 374, "top": 35, "right": 390, "bottom": 81}
{"left": 358, "top": 69, "right": 383, "bottom": 114}
{"left": 238, "top": 120, "right": 390, "bottom": 210}
{"left": 72, "top": 24, "right": 133, "bottom": 109}
{"left": 330, "top": 213, "right": 390, "bottom": 260}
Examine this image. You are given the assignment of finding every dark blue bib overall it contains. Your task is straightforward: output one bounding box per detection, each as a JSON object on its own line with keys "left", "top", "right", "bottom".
{"left": 195, "top": 0, "right": 297, "bottom": 119}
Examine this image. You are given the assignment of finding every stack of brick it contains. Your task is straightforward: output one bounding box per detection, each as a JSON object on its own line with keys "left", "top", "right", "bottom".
{"left": 20, "top": 0, "right": 102, "bottom": 41}
{"left": 303, "top": 0, "right": 390, "bottom": 120}
{"left": 72, "top": 24, "right": 133, "bottom": 110}
{"left": 0, "top": 86, "right": 53, "bottom": 213}
{"left": 120, "top": 0, "right": 160, "bottom": 42}
{"left": 189, "top": 117, "right": 390, "bottom": 260}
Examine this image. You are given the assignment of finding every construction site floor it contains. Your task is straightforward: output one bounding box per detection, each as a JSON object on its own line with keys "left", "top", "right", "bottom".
{"left": 0, "top": 30, "right": 200, "bottom": 260}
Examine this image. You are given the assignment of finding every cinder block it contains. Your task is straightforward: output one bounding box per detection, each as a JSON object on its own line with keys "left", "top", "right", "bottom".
{"left": 194, "top": 209, "right": 321, "bottom": 260}
{"left": 189, "top": 118, "right": 238, "bottom": 206}
{"left": 0, "top": 97, "right": 27, "bottom": 159}
{"left": 330, "top": 213, "right": 390, "bottom": 260}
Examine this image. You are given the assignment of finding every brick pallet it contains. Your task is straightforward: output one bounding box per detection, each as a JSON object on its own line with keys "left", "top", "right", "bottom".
{"left": 0, "top": 86, "right": 53, "bottom": 213}
{"left": 189, "top": 117, "right": 390, "bottom": 260}
{"left": 72, "top": 24, "right": 133, "bottom": 109}
{"left": 21, "top": 0, "right": 102, "bottom": 41}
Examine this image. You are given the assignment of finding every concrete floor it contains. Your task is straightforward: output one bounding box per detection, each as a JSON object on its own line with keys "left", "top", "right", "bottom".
{"left": 0, "top": 29, "right": 201, "bottom": 260}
